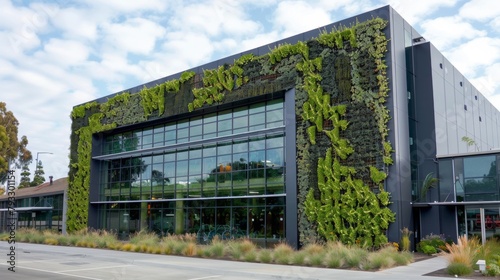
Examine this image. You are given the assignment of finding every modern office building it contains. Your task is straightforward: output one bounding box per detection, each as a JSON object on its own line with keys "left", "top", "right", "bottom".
{"left": 68, "top": 5, "right": 500, "bottom": 248}
{"left": 0, "top": 177, "right": 67, "bottom": 232}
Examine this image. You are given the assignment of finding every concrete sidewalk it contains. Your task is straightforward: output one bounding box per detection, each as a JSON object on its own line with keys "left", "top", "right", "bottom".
{"left": 212, "top": 254, "right": 454, "bottom": 280}
{"left": 374, "top": 255, "right": 452, "bottom": 279}
{"left": 0, "top": 241, "right": 457, "bottom": 280}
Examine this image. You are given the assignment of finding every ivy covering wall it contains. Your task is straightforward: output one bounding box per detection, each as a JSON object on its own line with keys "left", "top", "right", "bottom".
{"left": 69, "top": 17, "right": 395, "bottom": 246}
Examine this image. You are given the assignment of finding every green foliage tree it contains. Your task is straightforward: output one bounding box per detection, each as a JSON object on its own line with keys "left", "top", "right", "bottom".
{"left": 31, "top": 160, "right": 46, "bottom": 186}
{"left": 0, "top": 102, "right": 32, "bottom": 183}
{"left": 18, "top": 163, "right": 31, "bottom": 188}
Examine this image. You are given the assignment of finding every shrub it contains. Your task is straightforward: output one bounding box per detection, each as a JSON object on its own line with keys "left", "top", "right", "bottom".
{"left": 258, "top": 249, "right": 272, "bottom": 263}
{"left": 447, "top": 262, "right": 473, "bottom": 276}
{"left": 67, "top": 235, "right": 79, "bottom": 246}
{"left": 417, "top": 233, "right": 446, "bottom": 253}
{"left": 367, "top": 252, "right": 394, "bottom": 270}
{"left": 291, "top": 251, "right": 306, "bottom": 265}
{"left": 392, "top": 251, "right": 413, "bottom": 266}
{"left": 308, "top": 253, "right": 325, "bottom": 267}
{"left": 173, "top": 242, "right": 187, "bottom": 255}
{"left": 121, "top": 243, "right": 133, "bottom": 251}
{"left": 129, "top": 230, "right": 159, "bottom": 247}
{"left": 31, "top": 234, "right": 45, "bottom": 244}
{"left": 366, "top": 246, "right": 398, "bottom": 270}
{"left": 44, "top": 238, "right": 59, "bottom": 245}
{"left": 345, "top": 247, "right": 367, "bottom": 268}
{"left": 273, "top": 243, "right": 294, "bottom": 265}
{"left": 226, "top": 239, "right": 256, "bottom": 260}
{"left": 207, "top": 241, "right": 224, "bottom": 257}
{"left": 421, "top": 245, "right": 437, "bottom": 255}
{"left": 183, "top": 242, "right": 197, "bottom": 256}
{"left": 325, "top": 250, "right": 346, "bottom": 268}
{"left": 243, "top": 251, "right": 257, "bottom": 262}
{"left": 302, "top": 243, "right": 324, "bottom": 255}
{"left": 238, "top": 239, "right": 257, "bottom": 254}
{"left": 485, "top": 263, "right": 500, "bottom": 276}
{"left": 0, "top": 232, "right": 9, "bottom": 241}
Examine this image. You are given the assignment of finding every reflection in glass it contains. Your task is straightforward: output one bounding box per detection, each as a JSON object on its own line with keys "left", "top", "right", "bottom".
{"left": 98, "top": 99, "right": 287, "bottom": 247}
{"left": 463, "top": 155, "right": 498, "bottom": 201}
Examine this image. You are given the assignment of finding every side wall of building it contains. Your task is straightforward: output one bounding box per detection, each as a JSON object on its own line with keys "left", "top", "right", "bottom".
{"left": 430, "top": 44, "right": 500, "bottom": 155}
{"left": 411, "top": 41, "right": 500, "bottom": 242}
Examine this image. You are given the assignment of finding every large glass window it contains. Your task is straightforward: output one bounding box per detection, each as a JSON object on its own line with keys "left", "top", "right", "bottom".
{"left": 99, "top": 99, "right": 285, "bottom": 201}
{"left": 463, "top": 155, "right": 498, "bottom": 201}
{"left": 99, "top": 197, "right": 285, "bottom": 245}
{"left": 100, "top": 134, "right": 285, "bottom": 201}
{"left": 96, "top": 98, "right": 286, "bottom": 247}
{"left": 102, "top": 99, "right": 284, "bottom": 155}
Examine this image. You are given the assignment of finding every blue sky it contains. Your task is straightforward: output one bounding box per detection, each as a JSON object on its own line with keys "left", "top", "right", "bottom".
{"left": 1, "top": 0, "right": 499, "bottom": 183}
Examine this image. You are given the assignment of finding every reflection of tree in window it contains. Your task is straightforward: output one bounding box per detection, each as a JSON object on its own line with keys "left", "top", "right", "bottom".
{"left": 152, "top": 169, "right": 169, "bottom": 184}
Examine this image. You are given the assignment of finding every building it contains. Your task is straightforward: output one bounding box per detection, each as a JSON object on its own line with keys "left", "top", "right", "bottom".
{"left": 0, "top": 177, "right": 67, "bottom": 232}
{"left": 69, "top": 5, "right": 500, "bottom": 248}
{"left": 414, "top": 150, "right": 500, "bottom": 243}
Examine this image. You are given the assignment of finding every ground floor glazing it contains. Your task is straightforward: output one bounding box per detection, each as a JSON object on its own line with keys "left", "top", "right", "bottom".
{"left": 96, "top": 196, "right": 285, "bottom": 247}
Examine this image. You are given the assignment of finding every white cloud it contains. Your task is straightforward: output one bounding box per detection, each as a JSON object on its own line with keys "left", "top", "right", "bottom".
{"left": 383, "top": 0, "right": 459, "bottom": 24}
{"left": 445, "top": 37, "right": 500, "bottom": 77}
{"left": 491, "top": 17, "right": 500, "bottom": 30}
{"left": 0, "top": 1, "right": 60, "bottom": 54}
{"left": 36, "top": 39, "right": 90, "bottom": 66}
{"left": 273, "top": 1, "right": 332, "bottom": 37}
{"left": 470, "top": 63, "right": 500, "bottom": 109}
{"left": 169, "top": 0, "right": 261, "bottom": 38}
{"left": 78, "top": 0, "right": 169, "bottom": 13}
{"left": 50, "top": 7, "right": 98, "bottom": 41}
{"left": 240, "top": 31, "right": 281, "bottom": 53}
{"left": 459, "top": 0, "right": 500, "bottom": 21}
{"left": 421, "top": 16, "right": 486, "bottom": 49}
{"left": 100, "top": 18, "right": 166, "bottom": 55}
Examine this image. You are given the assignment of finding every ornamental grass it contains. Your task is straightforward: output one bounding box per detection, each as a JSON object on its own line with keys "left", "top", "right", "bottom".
{"left": 0, "top": 228, "right": 418, "bottom": 271}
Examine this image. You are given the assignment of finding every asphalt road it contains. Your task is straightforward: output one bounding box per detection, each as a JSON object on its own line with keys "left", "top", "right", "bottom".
{"left": 0, "top": 241, "right": 451, "bottom": 280}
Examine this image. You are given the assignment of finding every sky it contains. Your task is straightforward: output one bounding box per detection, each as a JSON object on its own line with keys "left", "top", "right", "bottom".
{"left": 0, "top": 0, "right": 499, "bottom": 184}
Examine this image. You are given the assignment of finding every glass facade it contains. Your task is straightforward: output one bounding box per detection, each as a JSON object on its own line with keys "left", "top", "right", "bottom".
{"left": 0, "top": 194, "right": 64, "bottom": 232}
{"left": 94, "top": 98, "right": 287, "bottom": 246}
{"left": 438, "top": 155, "right": 499, "bottom": 202}
{"left": 437, "top": 154, "right": 500, "bottom": 240}
{"left": 102, "top": 99, "right": 284, "bottom": 155}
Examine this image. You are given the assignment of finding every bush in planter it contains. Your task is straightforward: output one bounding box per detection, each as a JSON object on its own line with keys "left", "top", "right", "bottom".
{"left": 417, "top": 233, "right": 446, "bottom": 253}
{"left": 421, "top": 245, "right": 437, "bottom": 255}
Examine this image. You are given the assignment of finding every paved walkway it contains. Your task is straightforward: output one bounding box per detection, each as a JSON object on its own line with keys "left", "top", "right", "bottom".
{"left": 0, "top": 242, "right": 457, "bottom": 280}
{"left": 374, "top": 255, "right": 451, "bottom": 279}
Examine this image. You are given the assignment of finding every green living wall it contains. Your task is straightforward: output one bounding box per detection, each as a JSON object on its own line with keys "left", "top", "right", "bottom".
{"left": 69, "top": 17, "right": 394, "bottom": 246}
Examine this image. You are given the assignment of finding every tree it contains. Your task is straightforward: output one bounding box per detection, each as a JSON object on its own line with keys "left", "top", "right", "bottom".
{"left": 0, "top": 102, "right": 32, "bottom": 183}
{"left": 18, "top": 163, "right": 31, "bottom": 188}
{"left": 31, "top": 160, "right": 46, "bottom": 186}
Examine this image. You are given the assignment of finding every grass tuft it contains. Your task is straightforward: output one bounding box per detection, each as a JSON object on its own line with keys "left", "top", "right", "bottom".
{"left": 273, "top": 243, "right": 294, "bottom": 264}
{"left": 444, "top": 235, "right": 480, "bottom": 267}
{"left": 447, "top": 262, "right": 473, "bottom": 276}
{"left": 258, "top": 249, "right": 272, "bottom": 263}
{"left": 291, "top": 251, "right": 306, "bottom": 265}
